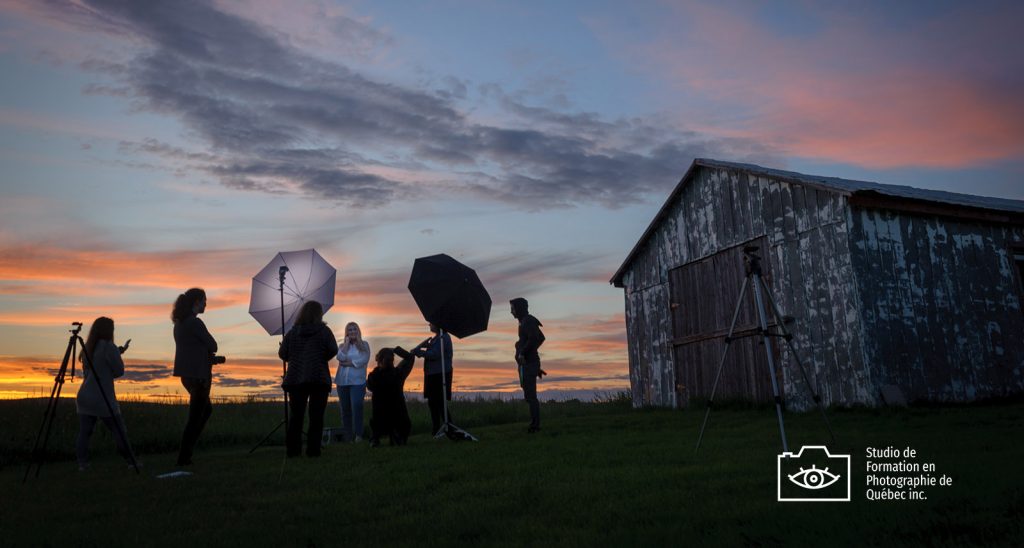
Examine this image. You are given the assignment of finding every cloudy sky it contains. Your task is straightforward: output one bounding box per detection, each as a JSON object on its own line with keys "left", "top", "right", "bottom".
{"left": 1, "top": 0, "right": 1022, "bottom": 400}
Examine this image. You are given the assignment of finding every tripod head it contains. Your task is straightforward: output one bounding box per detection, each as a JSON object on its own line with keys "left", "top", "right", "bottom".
{"left": 278, "top": 265, "right": 289, "bottom": 286}
{"left": 69, "top": 322, "right": 83, "bottom": 335}
{"left": 743, "top": 245, "right": 763, "bottom": 277}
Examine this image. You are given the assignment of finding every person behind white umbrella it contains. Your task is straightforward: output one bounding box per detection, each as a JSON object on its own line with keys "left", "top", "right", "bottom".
{"left": 335, "top": 322, "right": 370, "bottom": 442}
{"left": 279, "top": 300, "right": 338, "bottom": 458}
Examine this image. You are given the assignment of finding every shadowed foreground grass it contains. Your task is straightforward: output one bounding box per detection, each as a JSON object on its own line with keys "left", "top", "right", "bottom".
{"left": 1, "top": 398, "right": 1021, "bottom": 546}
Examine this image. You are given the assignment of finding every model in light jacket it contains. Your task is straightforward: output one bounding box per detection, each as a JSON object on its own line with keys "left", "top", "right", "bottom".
{"left": 335, "top": 321, "right": 370, "bottom": 442}
{"left": 75, "top": 317, "right": 134, "bottom": 470}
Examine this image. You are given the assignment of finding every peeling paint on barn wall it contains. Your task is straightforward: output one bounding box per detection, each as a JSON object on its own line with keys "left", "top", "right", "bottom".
{"left": 615, "top": 160, "right": 1024, "bottom": 409}
{"left": 847, "top": 208, "right": 1024, "bottom": 402}
{"left": 619, "top": 165, "right": 871, "bottom": 409}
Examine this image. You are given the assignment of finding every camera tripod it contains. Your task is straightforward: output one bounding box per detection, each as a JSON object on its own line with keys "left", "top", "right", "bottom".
{"left": 24, "top": 322, "right": 141, "bottom": 482}
{"left": 695, "top": 245, "right": 836, "bottom": 453}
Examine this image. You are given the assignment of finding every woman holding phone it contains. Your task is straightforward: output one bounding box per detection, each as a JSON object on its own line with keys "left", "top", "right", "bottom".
{"left": 75, "top": 316, "right": 136, "bottom": 470}
{"left": 335, "top": 322, "right": 370, "bottom": 442}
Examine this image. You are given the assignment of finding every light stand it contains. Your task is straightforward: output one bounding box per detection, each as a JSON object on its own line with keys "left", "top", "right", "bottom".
{"left": 434, "top": 329, "right": 450, "bottom": 439}
{"left": 433, "top": 329, "right": 477, "bottom": 441}
{"left": 24, "top": 322, "right": 140, "bottom": 481}
{"left": 695, "top": 245, "right": 836, "bottom": 453}
{"left": 249, "top": 265, "right": 291, "bottom": 453}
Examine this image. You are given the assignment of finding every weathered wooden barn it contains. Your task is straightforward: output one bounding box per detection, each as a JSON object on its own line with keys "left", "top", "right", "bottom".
{"left": 611, "top": 159, "right": 1024, "bottom": 408}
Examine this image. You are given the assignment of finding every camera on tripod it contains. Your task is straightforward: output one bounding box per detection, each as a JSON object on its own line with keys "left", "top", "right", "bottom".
{"left": 742, "top": 245, "right": 763, "bottom": 276}
{"left": 210, "top": 354, "right": 227, "bottom": 365}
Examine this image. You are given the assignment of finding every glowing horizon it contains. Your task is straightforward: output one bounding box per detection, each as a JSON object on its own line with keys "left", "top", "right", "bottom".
{"left": 2, "top": 1, "right": 1022, "bottom": 402}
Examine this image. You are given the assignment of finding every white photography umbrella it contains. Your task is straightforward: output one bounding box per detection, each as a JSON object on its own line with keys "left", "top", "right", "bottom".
{"left": 249, "top": 249, "right": 337, "bottom": 336}
{"left": 247, "top": 248, "right": 336, "bottom": 453}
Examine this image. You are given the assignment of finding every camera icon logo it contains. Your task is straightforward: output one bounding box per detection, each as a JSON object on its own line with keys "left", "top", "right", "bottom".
{"left": 777, "top": 445, "right": 851, "bottom": 502}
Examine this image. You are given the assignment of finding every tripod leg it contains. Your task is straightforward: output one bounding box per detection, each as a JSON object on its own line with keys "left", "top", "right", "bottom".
{"left": 751, "top": 274, "right": 789, "bottom": 453}
{"left": 696, "top": 278, "right": 749, "bottom": 453}
{"left": 250, "top": 357, "right": 292, "bottom": 453}
{"left": 249, "top": 419, "right": 287, "bottom": 453}
{"left": 24, "top": 336, "right": 75, "bottom": 482}
{"left": 758, "top": 277, "right": 837, "bottom": 445}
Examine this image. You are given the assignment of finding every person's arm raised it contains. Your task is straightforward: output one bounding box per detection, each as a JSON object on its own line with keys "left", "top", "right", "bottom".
{"left": 394, "top": 346, "right": 415, "bottom": 381}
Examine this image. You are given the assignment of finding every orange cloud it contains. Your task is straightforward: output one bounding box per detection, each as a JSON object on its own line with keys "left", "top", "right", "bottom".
{"left": 0, "top": 244, "right": 254, "bottom": 289}
{"left": 616, "top": 2, "right": 1024, "bottom": 169}
{"left": 722, "top": 74, "right": 1024, "bottom": 169}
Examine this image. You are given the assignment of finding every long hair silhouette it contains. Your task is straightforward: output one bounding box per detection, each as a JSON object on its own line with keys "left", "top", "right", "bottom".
{"left": 80, "top": 316, "right": 114, "bottom": 367}
{"left": 172, "top": 288, "right": 206, "bottom": 323}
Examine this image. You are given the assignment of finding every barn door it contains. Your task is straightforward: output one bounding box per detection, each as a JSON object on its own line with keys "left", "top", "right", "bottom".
{"left": 669, "top": 238, "right": 781, "bottom": 405}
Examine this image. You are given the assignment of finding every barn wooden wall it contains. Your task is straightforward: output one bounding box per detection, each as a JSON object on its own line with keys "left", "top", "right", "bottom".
{"left": 847, "top": 208, "right": 1024, "bottom": 401}
{"left": 622, "top": 166, "right": 870, "bottom": 409}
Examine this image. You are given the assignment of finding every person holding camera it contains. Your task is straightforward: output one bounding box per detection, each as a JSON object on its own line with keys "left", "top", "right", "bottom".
{"left": 366, "top": 346, "right": 415, "bottom": 447}
{"left": 511, "top": 298, "right": 546, "bottom": 433}
{"left": 412, "top": 323, "right": 453, "bottom": 435}
{"left": 279, "top": 300, "right": 338, "bottom": 457}
{"left": 75, "top": 316, "right": 136, "bottom": 471}
{"left": 335, "top": 321, "right": 370, "bottom": 442}
{"left": 172, "top": 287, "right": 219, "bottom": 466}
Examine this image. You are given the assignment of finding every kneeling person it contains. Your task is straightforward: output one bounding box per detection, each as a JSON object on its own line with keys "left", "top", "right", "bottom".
{"left": 366, "top": 346, "right": 415, "bottom": 447}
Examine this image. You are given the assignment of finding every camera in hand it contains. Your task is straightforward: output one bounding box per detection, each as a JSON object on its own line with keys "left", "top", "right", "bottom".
{"left": 210, "top": 354, "right": 227, "bottom": 365}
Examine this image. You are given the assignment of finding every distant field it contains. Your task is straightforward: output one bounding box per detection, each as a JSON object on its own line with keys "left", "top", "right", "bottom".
{"left": 1, "top": 398, "right": 1021, "bottom": 546}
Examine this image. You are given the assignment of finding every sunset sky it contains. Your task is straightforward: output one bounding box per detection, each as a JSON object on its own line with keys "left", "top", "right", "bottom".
{"left": 1, "top": 0, "right": 1022, "bottom": 401}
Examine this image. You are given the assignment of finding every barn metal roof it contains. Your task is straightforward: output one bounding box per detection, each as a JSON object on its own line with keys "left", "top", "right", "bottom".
{"left": 700, "top": 159, "right": 1024, "bottom": 213}
{"left": 610, "top": 158, "right": 1024, "bottom": 287}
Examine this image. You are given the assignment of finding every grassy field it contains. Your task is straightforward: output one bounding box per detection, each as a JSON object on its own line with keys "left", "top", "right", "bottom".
{"left": 1, "top": 397, "right": 1021, "bottom": 547}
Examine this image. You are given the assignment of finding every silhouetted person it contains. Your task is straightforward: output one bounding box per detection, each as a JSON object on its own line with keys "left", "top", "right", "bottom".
{"left": 366, "top": 346, "right": 415, "bottom": 447}
{"left": 75, "top": 317, "right": 135, "bottom": 471}
{"left": 172, "top": 288, "right": 218, "bottom": 466}
{"left": 412, "top": 323, "right": 453, "bottom": 435}
{"left": 279, "top": 301, "right": 338, "bottom": 458}
{"left": 511, "top": 298, "right": 546, "bottom": 433}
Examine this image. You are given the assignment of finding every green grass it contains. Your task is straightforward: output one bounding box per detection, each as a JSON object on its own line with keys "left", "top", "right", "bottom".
{"left": 1, "top": 398, "right": 1021, "bottom": 547}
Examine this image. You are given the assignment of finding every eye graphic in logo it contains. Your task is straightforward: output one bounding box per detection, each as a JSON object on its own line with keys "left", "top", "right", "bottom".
{"left": 777, "top": 446, "right": 851, "bottom": 502}
{"left": 787, "top": 466, "right": 840, "bottom": 490}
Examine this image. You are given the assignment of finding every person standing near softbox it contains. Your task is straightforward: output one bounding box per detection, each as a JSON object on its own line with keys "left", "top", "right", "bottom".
{"left": 413, "top": 323, "right": 454, "bottom": 435}
{"left": 511, "top": 298, "right": 545, "bottom": 433}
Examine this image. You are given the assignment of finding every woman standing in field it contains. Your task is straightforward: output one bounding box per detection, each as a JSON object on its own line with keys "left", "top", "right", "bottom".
{"left": 75, "top": 317, "right": 136, "bottom": 471}
{"left": 172, "top": 287, "right": 218, "bottom": 466}
{"left": 279, "top": 300, "right": 338, "bottom": 457}
{"left": 335, "top": 321, "right": 370, "bottom": 442}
